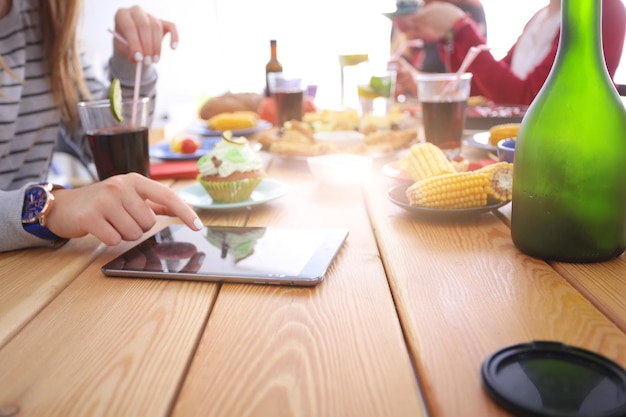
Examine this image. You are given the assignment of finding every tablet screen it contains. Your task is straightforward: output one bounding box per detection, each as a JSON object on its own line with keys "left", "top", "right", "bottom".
{"left": 101, "top": 225, "right": 349, "bottom": 286}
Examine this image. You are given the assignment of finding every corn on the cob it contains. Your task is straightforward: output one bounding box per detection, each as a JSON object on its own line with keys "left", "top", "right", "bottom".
{"left": 399, "top": 142, "right": 455, "bottom": 182}
{"left": 478, "top": 162, "right": 514, "bottom": 202}
{"left": 208, "top": 111, "right": 259, "bottom": 131}
{"left": 406, "top": 171, "right": 489, "bottom": 209}
{"left": 489, "top": 123, "right": 520, "bottom": 146}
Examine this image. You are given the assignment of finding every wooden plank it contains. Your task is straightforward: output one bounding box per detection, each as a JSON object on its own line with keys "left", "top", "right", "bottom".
{"left": 171, "top": 157, "right": 426, "bottom": 417}
{"left": 499, "top": 202, "right": 626, "bottom": 332}
{"left": 0, "top": 218, "right": 220, "bottom": 417}
{"left": 365, "top": 173, "right": 626, "bottom": 417}
{"left": 0, "top": 235, "right": 103, "bottom": 348}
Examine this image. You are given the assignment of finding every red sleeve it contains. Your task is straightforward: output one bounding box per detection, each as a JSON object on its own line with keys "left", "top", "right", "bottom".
{"left": 601, "top": 0, "right": 626, "bottom": 78}
{"left": 440, "top": 0, "right": 626, "bottom": 105}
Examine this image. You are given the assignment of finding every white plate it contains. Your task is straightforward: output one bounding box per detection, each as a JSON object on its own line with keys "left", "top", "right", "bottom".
{"left": 188, "top": 120, "right": 273, "bottom": 137}
{"left": 387, "top": 183, "right": 507, "bottom": 218}
{"left": 463, "top": 131, "right": 496, "bottom": 151}
{"left": 177, "top": 178, "right": 289, "bottom": 210}
{"left": 150, "top": 137, "right": 222, "bottom": 161}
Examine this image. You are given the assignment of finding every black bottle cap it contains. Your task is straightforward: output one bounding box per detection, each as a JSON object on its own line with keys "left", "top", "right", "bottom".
{"left": 481, "top": 341, "right": 626, "bottom": 417}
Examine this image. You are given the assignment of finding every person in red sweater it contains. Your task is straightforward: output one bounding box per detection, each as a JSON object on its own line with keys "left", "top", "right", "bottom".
{"left": 391, "top": 0, "right": 487, "bottom": 98}
{"left": 392, "top": 0, "right": 626, "bottom": 105}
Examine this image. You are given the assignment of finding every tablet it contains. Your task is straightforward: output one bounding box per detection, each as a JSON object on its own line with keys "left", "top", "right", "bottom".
{"left": 101, "top": 224, "right": 349, "bottom": 286}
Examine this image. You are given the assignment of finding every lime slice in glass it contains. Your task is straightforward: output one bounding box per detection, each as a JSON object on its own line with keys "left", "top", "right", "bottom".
{"left": 339, "top": 54, "right": 369, "bottom": 67}
{"left": 109, "top": 78, "right": 123, "bottom": 122}
{"left": 370, "top": 76, "right": 392, "bottom": 97}
{"left": 357, "top": 84, "right": 381, "bottom": 99}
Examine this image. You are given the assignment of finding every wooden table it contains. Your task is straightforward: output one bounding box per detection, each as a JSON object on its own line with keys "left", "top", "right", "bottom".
{"left": 1, "top": 144, "right": 625, "bottom": 417}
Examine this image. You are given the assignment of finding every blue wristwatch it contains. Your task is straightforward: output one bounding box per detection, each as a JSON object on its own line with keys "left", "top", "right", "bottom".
{"left": 21, "top": 182, "right": 64, "bottom": 241}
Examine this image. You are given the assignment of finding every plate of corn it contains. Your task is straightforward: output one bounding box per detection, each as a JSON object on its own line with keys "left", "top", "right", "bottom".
{"left": 387, "top": 183, "right": 508, "bottom": 218}
{"left": 387, "top": 142, "right": 513, "bottom": 217}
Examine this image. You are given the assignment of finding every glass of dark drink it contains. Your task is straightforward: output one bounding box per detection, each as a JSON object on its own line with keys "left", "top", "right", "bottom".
{"left": 77, "top": 97, "right": 152, "bottom": 180}
{"left": 415, "top": 73, "right": 473, "bottom": 159}
{"left": 268, "top": 73, "right": 305, "bottom": 128}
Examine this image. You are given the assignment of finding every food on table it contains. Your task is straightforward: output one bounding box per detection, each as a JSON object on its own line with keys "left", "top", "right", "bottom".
{"left": 466, "top": 104, "right": 527, "bottom": 119}
{"left": 302, "top": 109, "right": 361, "bottom": 132}
{"left": 467, "top": 96, "right": 489, "bottom": 106}
{"left": 207, "top": 111, "right": 259, "bottom": 131}
{"left": 405, "top": 160, "right": 514, "bottom": 209}
{"left": 199, "top": 92, "right": 263, "bottom": 120}
{"left": 488, "top": 123, "right": 520, "bottom": 146}
{"left": 257, "top": 96, "right": 316, "bottom": 126}
{"left": 450, "top": 158, "right": 470, "bottom": 172}
{"left": 263, "top": 120, "right": 338, "bottom": 156}
{"left": 478, "top": 162, "right": 514, "bottom": 202}
{"left": 406, "top": 171, "right": 490, "bottom": 209}
{"left": 398, "top": 143, "right": 456, "bottom": 182}
{"left": 196, "top": 132, "right": 265, "bottom": 203}
{"left": 169, "top": 137, "right": 200, "bottom": 154}
{"left": 361, "top": 129, "right": 417, "bottom": 154}
{"left": 258, "top": 119, "right": 417, "bottom": 157}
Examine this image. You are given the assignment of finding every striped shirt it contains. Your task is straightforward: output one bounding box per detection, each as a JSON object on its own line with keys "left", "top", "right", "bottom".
{"left": 0, "top": 0, "right": 158, "bottom": 252}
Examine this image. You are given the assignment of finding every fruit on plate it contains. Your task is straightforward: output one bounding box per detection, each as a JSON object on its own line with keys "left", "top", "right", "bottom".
{"left": 257, "top": 96, "right": 316, "bottom": 125}
{"left": 170, "top": 137, "right": 200, "bottom": 154}
{"left": 208, "top": 111, "right": 259, "bottom": 131}
{"left": 489, "top": 123, "right": 520, "bottom": 146}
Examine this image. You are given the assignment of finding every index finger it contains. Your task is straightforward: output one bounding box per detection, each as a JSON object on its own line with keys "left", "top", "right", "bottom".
{"left": 132, "top": 175, "right": 203, "bottom": 231}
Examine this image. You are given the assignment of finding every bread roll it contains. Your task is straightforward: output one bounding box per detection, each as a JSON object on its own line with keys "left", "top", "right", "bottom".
{"left": 199, "top": 92, "right": 263, "bottom": 120}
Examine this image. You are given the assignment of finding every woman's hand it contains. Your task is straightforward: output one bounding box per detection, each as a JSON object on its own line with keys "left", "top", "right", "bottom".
{"left": 47, "top": 173, "right": 203, "bottom": 246}
{"left": 113, "top": 6, "right": 179, "bottom": 65}
{"left": 394, "top": 2, "right": 465, "bottom": 43}
{"left": 392, "top": 58, "right": 419, "bottom": 98}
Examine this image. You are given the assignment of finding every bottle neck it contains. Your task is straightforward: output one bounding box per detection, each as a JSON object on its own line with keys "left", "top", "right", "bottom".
{"left": 270, "top": 44, "right": 278, "bottom": 60}
{"left": 558, "top": 0, "right": 603, "bottom": 62}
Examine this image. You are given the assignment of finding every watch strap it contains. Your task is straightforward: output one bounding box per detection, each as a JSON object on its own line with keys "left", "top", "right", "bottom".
{"left": 23, "top": 221, "right": 62, "bottom": 241}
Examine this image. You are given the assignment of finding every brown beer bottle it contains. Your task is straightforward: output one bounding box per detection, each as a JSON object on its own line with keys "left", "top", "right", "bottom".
{"left": 265, "top": 39, "right": 283, "bottom": 97}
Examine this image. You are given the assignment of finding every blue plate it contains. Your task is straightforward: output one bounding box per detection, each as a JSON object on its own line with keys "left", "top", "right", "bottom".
{"left": 149, "top": 138, "right": 222, "bottom": 161}
{"left": 188, "top": 120, "right": 273, "bottom": 137}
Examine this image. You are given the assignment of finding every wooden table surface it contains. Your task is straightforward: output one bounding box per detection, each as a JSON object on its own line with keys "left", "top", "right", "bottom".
{"left": 1, "top": 140, "right": 625, "bottom": 417}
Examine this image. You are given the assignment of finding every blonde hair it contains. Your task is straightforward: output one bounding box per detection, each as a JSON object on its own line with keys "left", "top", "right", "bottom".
{"left": 39, "top": 0, "right": 92, "bottom": 128}
{"left": 0, "top": 0, "right": 92, "bottom": 127}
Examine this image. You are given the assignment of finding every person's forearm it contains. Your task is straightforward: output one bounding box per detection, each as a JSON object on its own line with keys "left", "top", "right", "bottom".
{"left": 0, "top": 188, "right": 58, "bottom": 252}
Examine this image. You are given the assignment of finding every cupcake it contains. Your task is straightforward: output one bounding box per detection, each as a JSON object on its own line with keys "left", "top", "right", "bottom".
{"left": 197, "top": 132, "right": 265, "bottom": 203}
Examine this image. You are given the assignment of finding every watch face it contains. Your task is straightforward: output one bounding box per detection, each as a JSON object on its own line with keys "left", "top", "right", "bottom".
{"left": 23, "top": 186, "right": 48, "bottom": 222}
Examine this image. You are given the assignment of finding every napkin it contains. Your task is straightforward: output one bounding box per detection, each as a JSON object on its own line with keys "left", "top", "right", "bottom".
{"left": 150, "top": 160, "right": 199, "bottom": 179}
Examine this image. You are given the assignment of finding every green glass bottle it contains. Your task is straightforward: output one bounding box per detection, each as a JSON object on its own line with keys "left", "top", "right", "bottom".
{"left": 511, "top": 0, "right": 626, "bottom": 262}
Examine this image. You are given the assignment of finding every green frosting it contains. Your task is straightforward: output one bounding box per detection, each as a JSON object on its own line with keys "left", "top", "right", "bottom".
{"left": 224, "top": 147, "right": 246, "bottom": 162}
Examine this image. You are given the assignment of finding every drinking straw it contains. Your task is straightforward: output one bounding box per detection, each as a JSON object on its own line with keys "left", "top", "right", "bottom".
{"left": 437, "top": 45, "right": 491, "bottom": 99}
{"left": 107, "top": 29, "right": 142, "bottom": 126}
